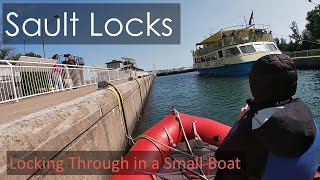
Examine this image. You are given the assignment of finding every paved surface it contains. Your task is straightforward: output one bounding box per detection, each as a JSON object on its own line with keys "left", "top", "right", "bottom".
{"left": 0, "top": 79, "right": 129, "bottom": 124}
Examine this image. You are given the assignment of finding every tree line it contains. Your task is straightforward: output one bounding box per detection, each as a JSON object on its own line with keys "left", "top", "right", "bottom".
{"left": 0, "top": 32, "right": 42, "bottom": 60}
{"left": 274, "top": 5, "right": 320, "bottom": 52}
{"left": 0, "top": 46, "right": 41, "bottom": 60}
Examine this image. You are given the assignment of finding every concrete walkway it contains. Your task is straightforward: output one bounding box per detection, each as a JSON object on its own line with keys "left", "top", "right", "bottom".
{"left": 0, "top": 79, "right": 129, "bottom": 124}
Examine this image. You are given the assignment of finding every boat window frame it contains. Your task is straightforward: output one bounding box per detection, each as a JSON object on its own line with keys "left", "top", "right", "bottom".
{"left": 225, "top": 47, "right": 241, "bottom": 57}
{"left": 239, "top": 46, "right": 249, "bottom": 54}
{"left": 211, "top": 52, "right": 218, "bottom": 61}
{"left": 265, "top": 43, "right": 279, "bottom": 51}
{"left": 218, "top": 50, "right": 224, "bottom": 59}
{"left": 239, "top": 44, "right": 256, "bottom": 54}
{"left": 205, "top": 56, "right": 210, "bottom": 62}
{"left": 253, "top": 43, "right": 269, "bottom": 52}
{"left": 246, "top": 45, "right": 256, "bottom": 53}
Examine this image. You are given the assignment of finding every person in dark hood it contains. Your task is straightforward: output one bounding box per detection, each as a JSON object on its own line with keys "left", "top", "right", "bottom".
{"left": 215, "top": 54, "right": 320, "bottom": 180}
{"left": 61, "top": 54, "right": 83, "bottom": 88}
{"left": 62, "top": 54, "right": 78, "bottom": 66}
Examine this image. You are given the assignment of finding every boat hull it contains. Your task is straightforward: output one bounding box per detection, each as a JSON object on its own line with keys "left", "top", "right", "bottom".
{"left": 197, "top": 61, "right": 255, "bottom": 76}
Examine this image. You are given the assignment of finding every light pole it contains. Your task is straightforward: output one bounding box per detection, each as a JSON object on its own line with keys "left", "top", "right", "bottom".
{"left": 308, "top": 0, "right": 318, "bottom": 5}
{"left": 307, "top": 0, "right": 319, "bottom": 9}
{"left": 42, "top": 15, "right": 60, "bottom": 58}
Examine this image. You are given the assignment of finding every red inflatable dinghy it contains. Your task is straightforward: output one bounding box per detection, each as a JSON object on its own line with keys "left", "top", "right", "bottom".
{"left": 111, "top": 109, "right": 230, "bottom": 180}
{"left": 111, "top": 109, "right": 320, "bottom": 180}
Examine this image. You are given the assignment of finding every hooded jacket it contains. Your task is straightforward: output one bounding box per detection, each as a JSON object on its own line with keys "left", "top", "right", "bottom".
{"left": 215, "top": 98, "right": 320, "bottom": 180}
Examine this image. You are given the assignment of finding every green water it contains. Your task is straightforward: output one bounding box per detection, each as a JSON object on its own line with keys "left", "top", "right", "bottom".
{"left": 135, "top": 70, "right": 320, "bottom": 135}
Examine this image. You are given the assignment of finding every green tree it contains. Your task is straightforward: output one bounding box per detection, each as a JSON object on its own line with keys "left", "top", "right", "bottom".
{"left": 24, "top": 52, "right": 42, "bottom": 58}
{"left": 0, "top": 47, "right": 14, "bottom": 59}
{"left": 274, "top": 38, "right": 289, "bottom": 51}
{"left": 289, "top": 21, "right": 302, "bottom": 51}
{"left": 289, "top": 21, "right": 302, "bottom": 43}
{"left": 10, "top": 52, "right": 42, "bottom": 60}
{"left": 305, "top": 5, "right": 320, "bottom": 42}
{"left": 287, "top": 40, "right": 296, "bottom": 52}
{"left": 300, "top": 29, "right": 316, "bottom": 50}
{"left": 279, "top": 38, "right": 289, "bottom": 51}
{"left": 274, "top": 38, "right": 280, "bottom": 47}
{"left": 10, "top": 53, "right": 22, "bottom": 60}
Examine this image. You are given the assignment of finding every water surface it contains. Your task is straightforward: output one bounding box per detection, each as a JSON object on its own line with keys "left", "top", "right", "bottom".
{"left": 135, "top": 70, "right": 320, "bottom": 135}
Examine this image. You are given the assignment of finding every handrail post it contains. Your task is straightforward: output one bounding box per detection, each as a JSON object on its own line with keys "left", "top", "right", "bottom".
{"left": 7, "top": 61, "right": 19, "bottom": 102}
{"left": 96, "top": 68, "right": 99, "bottom": 84}
{"left": 63, "top": 64, "right": 72, "bottom": 90}
{"left": 95, "top": 68, "right": 99, "bottom": 83}
{"left": 107, "top": 69, "right": 110, "bottom": 81}
{"left": 89, "top": 67, "right": 93, "bottom": 85}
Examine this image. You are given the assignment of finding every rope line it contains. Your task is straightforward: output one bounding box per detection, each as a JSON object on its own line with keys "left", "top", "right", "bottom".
{"left": 173, "top": 108, "right": 208, "bottom": 180}
{"left": 107, "top": 84, "right": 133, "bottom": 146}
{"left": 128, "top": 134, "right": 209, "bottom": 180}
{"left": 135, "top": 79, "right": 144, "bottom": 113}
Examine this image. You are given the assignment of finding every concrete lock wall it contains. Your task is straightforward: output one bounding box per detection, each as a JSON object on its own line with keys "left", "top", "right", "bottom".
{"left": 0, "top": 75, "right": 155, "bottom": 180}
{"left": 293, "top": 57, "right": 320, "bottom": 69}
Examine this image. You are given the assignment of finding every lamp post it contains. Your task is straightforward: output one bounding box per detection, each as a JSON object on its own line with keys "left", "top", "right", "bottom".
{"left": 308, "top": 0, "right": 318, "bottom": 5}
{"left": 42, "top": 15, "right": 60, "bottom": 58}
{"left": 307, "top": 0, "right": 319, "bottom": 9}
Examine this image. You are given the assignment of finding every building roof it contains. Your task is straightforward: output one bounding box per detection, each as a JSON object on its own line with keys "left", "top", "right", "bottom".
{"left": 122, "top": 57, "right": 136, "bottom": 62}
{"left": 106, "top": 60, "right": 122, "bottom": 64}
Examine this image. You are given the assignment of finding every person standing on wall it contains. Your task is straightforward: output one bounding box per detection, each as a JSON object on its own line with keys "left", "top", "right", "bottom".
{"left": 62, "top": 54, "right": 80, "bottom": 88}
{"left": 52, "top": 54, "right": 65, "bottom": 91}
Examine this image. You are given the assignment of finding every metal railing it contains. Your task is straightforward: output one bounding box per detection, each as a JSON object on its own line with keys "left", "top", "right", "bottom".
{"left": 0, "top": 60, "right": 143, "bottom": 104}
{"left": 193, "top": 33, "right": 273, "bottom": 57}
{"left": 284, "top": 49, "right": 320, "bottom": 58}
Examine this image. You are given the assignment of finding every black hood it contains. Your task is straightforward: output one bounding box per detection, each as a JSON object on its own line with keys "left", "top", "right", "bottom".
{"left": 249, "top": 54, "right": 298, "bottom": 105}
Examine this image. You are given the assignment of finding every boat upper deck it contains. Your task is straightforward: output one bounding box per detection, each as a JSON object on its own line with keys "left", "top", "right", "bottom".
{"left": 193, "top": 25, "right": 274, "bottom": 57}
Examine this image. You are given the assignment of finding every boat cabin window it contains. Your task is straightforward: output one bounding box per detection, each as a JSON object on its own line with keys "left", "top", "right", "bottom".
{"left": 253, "top": 44, "right": 269, "bottom": 52}
{"left": 246, "top": 45, "right": 256, "bottom": 53}
{"left": 225, "top": 47, "right": 241, "bottom": 57}
{"left": 218, "top": 50, "right": 223, "bottom": 58}
{"left": 211, "top": 52, "right": 218, "bottom": 60}
{"left": 266, "top": 43, "right": 278, "bottom": 51}
{"left": 218, "top": 41, "right": 222, "bottom": 49}
{"left": 240, "top": 46, "right": 249, "bottom": 54}
{"left": 239, "top": 45, "right": 256, "bottom": 54}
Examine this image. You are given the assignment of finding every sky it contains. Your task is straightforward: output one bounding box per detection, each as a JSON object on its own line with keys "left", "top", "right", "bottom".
{"left": 0, "top": 0, "right": 317, "bottom": 70}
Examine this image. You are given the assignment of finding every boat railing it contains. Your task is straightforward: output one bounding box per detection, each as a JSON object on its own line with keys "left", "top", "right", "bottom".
{"left": 194, "top": 33, "right": 273, "bottom": 56}
{"left": 220, "top": 24, "right": 272, "bottom": 32}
